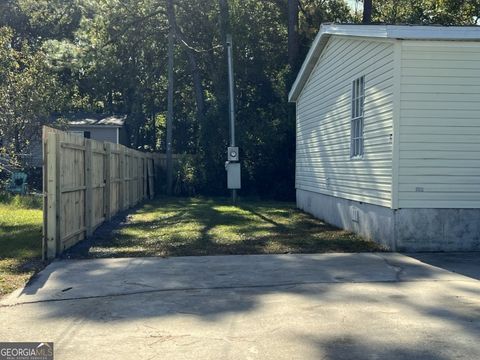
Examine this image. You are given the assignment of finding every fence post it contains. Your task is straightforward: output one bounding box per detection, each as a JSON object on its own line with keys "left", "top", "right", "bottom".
{"left": 139, "top": 156, "right": 143, "bottom": 201}
{"left": 118, "top": 147, "right": 124, "bottom": 211}
{"left": 123, "top": 148, "right": 131, "bottom": 209}
{"left": 85, "top": 139, "right": 93, "bottom": 237}
{"left": 46, "top": 132, "right": 59, "bottom": 259}
{"left": 143, "top": 156, "right": 147, "bottom": 199}
{"left": 149, "top": 156, "right": 155, "bottom": 199}
{"left": 142, "top": 157, "right": 145, "bottom": 199}
{"left": 105, "top": 142, "right": 112, "bottom": 221}
{"left": 125, "top": 149, "right": 130, "bottom": 208}
{"left": 135, "top": 153, "right": 139, "bottom": 204}
{"left": 42, "top": 128, "right": 48, "bottom": 260}
{"left": 138, "top": 155, "right": 142, "bottom": 202}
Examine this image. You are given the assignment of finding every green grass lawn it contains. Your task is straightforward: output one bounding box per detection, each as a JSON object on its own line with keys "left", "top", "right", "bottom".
{"left": 0, "top": 195, "right": 44, "bottom": 297}
{"left": 79, "top": 197, "right": 383, "bottom": 258}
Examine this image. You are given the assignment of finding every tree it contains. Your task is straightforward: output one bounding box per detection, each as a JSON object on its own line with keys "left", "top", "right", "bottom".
{"left": 288, "top": 0, "right": 300, "bottom": 73}
{"left": 1, "top": 0, "right": 410, "bottom": 197}
{"left": 363, "top": 0, "right": 372, "bottom": 23}
{"left": 0, "top": 26, "right": 65, "bottom": 165}
{"left": 372, "top": 0, "right": 480, "bottom": 25}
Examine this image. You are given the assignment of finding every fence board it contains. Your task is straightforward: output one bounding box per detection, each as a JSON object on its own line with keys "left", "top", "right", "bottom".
{"left": 42, "top": 126, "right": 160, "bottom": 260}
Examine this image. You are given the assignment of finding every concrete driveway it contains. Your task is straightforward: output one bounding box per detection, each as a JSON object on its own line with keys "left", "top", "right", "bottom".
{"left": 1, "top": 253, "right": 479, "bottom": 359}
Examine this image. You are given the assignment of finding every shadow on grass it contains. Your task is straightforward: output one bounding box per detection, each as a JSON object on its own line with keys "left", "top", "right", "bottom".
{"left": 0, "top": 224, "right": 42, "bottom": 260}
{"left": 65, "top": 197, "right": 382, "bottom": 259}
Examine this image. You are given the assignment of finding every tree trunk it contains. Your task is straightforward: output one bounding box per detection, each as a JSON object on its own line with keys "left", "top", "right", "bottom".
{"left": 166, "top": 0, "right": 175, "bottom": 195}
{"left": 173, "top": 23, "right": 206, "bottom": 146}
{"left": 288, "top": 0, "right": 299, "bottom": 72}
{"left": 362, "top": 0, "right": 373, "bottom": 23}
{"left": 186, "top": 51, "right": 205, "bottom": 122}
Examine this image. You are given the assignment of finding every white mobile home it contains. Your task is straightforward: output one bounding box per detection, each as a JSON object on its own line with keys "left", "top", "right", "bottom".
{"left": 289, "top": 24, "right": 480, "bottom": 251}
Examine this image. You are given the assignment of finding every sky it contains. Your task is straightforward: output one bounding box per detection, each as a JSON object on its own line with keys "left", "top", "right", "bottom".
{"left": 347, "top": 0, "right": 362, "bottom": 10}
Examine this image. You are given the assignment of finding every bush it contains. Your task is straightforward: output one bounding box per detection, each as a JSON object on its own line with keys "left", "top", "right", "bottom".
{"left": 154, "top": 155, "right": 207, "bottom": 196}
{"left": 173, "top": 155, "right": 205, "bottom": 196}
{"left": 0, "top": 192, "right": 42, "bottom": 209}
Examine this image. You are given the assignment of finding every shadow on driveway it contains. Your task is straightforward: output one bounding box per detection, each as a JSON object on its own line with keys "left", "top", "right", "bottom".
{"left": 1, "top": 253, "right": 479, "bottom": 359}
{"left": 407, "top": 252, "right": 480, "bottom": 280}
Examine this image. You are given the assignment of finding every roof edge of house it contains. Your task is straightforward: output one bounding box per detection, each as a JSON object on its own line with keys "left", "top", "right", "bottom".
{"left": 288, "top": 23, "right": 480, "bottom": 103}
{"left": 68, "top": 124, "right": 123, "bottom": 129}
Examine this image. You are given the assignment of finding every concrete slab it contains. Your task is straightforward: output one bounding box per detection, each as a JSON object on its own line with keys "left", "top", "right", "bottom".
{"left": 1, "top": 253, "right": 479, "bottom": 359}
{"left": 408, "top": 252, "right": 480, "bottom": 280}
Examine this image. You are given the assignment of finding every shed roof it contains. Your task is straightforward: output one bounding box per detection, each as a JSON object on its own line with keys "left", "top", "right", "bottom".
{"left": 67, "top": 115, "right": 126, "bottom": 127}
{"left": 288, "top": 24, "right": 480, "bottom": 102}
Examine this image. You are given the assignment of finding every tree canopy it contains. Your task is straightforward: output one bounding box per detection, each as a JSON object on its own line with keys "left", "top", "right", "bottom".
{"left": 0, "top": 0, "right": 478, "bottom": 197}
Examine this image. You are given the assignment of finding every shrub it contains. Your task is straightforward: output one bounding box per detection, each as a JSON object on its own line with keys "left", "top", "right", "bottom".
{"left": 0, "top": 192, "right": 42, "bottom": 209}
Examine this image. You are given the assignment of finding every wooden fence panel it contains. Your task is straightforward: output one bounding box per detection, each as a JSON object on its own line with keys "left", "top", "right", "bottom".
{"left": 109, "top": 144, "right": 122, "bottom": 217}
{"left": 91, "top": 140, "right": 106, "bottom": 230}
{"left": 59, "top": 133, "right": 86, "bottom": 251}
{"left": 147, "top": 156, "right": 155, "bottom": 199}
{"left": 42, "top": 126, "right": 159, "bottom": 260}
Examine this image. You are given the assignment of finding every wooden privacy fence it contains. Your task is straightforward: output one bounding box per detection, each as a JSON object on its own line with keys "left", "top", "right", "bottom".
{"left": 42, "top": 126, "right": 161, "bottom": 260}
{"left": 154, "top": 153, "right": 183, "bottom": 169}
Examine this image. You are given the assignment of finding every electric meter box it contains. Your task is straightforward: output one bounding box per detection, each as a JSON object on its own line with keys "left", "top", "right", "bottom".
{"left": 228, "top": 146, "right": 239, "bottom": 162}
{"left": 226, "top": 162, "right": 241, "bottom": 189}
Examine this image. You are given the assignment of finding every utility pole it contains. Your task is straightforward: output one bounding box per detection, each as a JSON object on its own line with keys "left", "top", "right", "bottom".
{"left": 166, "top": 0, "right": 175, "bottom": 195}
{"left": 226, "top": 34, "right": 240, "bottom": 204}
{"left": 227, "top": 34, "right": 235, "bottom": 150}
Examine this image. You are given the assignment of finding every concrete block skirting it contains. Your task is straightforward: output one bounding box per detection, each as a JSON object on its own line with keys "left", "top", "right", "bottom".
{"left": 297, "top": 189, "right": 480, "bottom": 252}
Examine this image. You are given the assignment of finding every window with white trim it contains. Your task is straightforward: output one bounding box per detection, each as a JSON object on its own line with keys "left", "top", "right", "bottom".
{"left": 351, "top": 76, "right": 365, "bottom": 158}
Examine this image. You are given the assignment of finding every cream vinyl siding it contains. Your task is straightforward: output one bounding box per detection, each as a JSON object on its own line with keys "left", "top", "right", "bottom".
{"left": 398, "top": 40, "right": 480, "bottom": 208}
{"left": 296, "top": 36, "right": 395, "bottom": 207}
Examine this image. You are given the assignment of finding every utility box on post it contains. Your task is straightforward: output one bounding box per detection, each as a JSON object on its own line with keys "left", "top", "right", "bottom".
{"left": 228, "top": 146, "right": 239, "bottom": 162}
{"left": 226, "top": 162, "right": 241, "bottom": 189}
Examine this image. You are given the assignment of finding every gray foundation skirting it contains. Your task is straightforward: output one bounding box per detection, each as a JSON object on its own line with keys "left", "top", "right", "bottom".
{"left": 297, "top": 189, "right": 480, "bottom": 252}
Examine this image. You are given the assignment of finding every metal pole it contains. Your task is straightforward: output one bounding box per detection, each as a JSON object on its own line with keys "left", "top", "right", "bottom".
{"left": 227, "top": 34, "right": 235, "bottom": 148}
{"left": 226, "top": 34, "right": 237, "bottom": 203}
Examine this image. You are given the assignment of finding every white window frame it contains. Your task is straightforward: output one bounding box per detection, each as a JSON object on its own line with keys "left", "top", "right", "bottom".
{"left": 350, "top": 76, "right": 365, "bottom": 159}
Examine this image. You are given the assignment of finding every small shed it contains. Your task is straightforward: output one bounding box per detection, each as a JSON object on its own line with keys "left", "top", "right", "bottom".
{"left": 66, "top": 115, "right": 128, "bottom": 145}
{"left": 289, "top": 24, "right": 480, "bottom": 251}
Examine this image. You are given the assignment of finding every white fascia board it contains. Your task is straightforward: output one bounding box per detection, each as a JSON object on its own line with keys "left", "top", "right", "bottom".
{"left": 385, "top": 25, "right": 480, "bottom": 40}
{"left": 288, "top": 23, "right": 480, "bottom": 103}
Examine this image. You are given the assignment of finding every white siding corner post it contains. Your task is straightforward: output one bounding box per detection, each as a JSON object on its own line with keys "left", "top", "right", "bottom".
{"left": 391, "top": 40, "right": 402, "bottom": 210}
